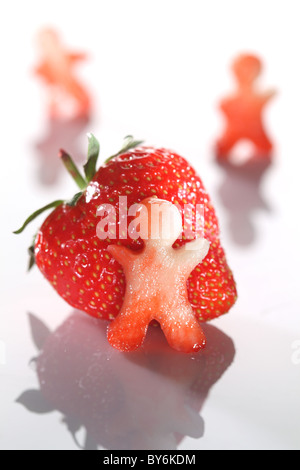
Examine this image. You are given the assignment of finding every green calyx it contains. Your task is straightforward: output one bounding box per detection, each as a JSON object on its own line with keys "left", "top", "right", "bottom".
{"left": 13, "top": 200, "right": 65, "bottom": 236}
{"left": 13, "top": 134, "right": 143, "bottom": 270}
{"left": 104, "top": 135, "right": 144, "bottom": 164}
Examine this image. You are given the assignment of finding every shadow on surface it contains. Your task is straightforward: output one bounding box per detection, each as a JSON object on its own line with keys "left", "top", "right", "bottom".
{"left": 17, "top": 311, "right": 235, "bottom": 450}
{"left": 216, "top": 157, "right": 272, "bottom": 246}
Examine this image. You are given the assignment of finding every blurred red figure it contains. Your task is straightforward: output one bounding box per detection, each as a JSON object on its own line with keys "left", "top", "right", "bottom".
{"left": 35, "top": 28, "right": 91, "bottom": 119}
{"left": 216, "top": 54, "right": 275, "bottom": 161}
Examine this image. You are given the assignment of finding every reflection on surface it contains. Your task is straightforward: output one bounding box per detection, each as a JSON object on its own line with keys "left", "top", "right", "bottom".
{"left": 217, "top": 157, "right": 272, "bottom": 246}
{"left": 17, "top": 311, "right": 235, "bottom": 450}
{"left": 33, "top": 114, "right": 90, "bottom": 185}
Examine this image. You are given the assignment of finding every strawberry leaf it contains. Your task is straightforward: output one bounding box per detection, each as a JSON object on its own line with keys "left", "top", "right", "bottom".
{"left": 67, "top": 191, "right": 84, "bottom": 207}
{"left": 28, "top": 245, "right": 36, "bottom": 271}
{"left": 105, "top": 135, "right": 144, "bottom": 164}
{"left": 13, "top": 200, "right": 64, "bottom": 235}
{"left": 59, "top": 149, "right": 87, "bottom": 190}
{"left": 83, "top": 133, "right": 100, "bottom": 183}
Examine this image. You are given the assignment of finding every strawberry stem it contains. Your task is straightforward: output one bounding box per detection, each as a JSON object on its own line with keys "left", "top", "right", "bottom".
{"left": 59, "top": 149, "right": 87, "bottom": 190}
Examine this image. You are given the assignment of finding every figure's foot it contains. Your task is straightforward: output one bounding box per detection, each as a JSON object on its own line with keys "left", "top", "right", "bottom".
{"left": 107, "top": 307, "right": 151, "bottom": 352}
{"left": 158, "top": 312, "right": 206, "bottom": 353}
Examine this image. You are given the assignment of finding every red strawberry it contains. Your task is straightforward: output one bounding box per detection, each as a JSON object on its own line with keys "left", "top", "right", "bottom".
{"left": 15, "top": 135, "right": 237, "bottom": 352}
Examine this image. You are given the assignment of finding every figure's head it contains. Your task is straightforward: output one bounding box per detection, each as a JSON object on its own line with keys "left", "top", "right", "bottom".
{"left": 37, "top": 28, "right": 61, "bottom": 52}
{"left": 232, "top": 54, "right": 262, "bottom": 86}
{"left": 131, "top": 197, "right": 183, "bottom": 246}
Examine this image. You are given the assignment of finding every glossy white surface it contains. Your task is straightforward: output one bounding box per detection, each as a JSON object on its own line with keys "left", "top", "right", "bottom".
{"left": 1, "top": 0, "right": 300, "bottom": 450}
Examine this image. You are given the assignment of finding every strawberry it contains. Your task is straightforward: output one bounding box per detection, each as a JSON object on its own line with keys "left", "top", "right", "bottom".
{"left": 15, "top": 135, "right": 237, "bottom": 352}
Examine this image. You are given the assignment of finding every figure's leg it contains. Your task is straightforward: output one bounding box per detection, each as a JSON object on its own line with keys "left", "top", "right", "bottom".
{"left": 107, "top": 300, "right": 152, "bottom": 352}
{"left": 157, "top": 304, "right": 206, "bottom": 353}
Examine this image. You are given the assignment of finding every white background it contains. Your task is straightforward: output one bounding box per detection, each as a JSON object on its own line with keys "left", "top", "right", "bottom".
{"left": 0, "top": 0, "right": 300, "bottom": 450}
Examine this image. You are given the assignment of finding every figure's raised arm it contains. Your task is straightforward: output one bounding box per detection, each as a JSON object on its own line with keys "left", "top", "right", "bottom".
{"left": 175, "top": 238, "right": 210, "bottom": 274}
{"left": 262, "top": 89, "right": 277, "bottom": 104}
{"left": 107, "top": 244, "right": 138, "bottom": 268}
{"left": 68, "top": 52, "right": 89, "bottom": 63}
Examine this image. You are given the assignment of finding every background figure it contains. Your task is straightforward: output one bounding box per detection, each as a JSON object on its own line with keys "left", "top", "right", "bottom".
{"left": 217, "top": 158, "right": 271, "bottom": 246}
{"left": 17, "top": 311, "right": 235, "bottom": 450}
{"left": 33, "top": 28, "right": 92, "bottom": 185}
{"left": 35, "top": 28, "right": 92, "bottom": 120}
{"left": 216, "top": 54, "right": 275, "bottom": 162}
